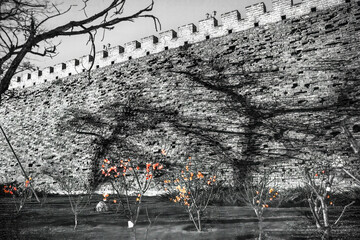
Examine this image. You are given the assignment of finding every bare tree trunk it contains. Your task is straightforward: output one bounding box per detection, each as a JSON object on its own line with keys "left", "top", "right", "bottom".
{"left": 189, "top": 211, "right": 200, "bottom": 232}
{"left": 130, "top": 227, "right": 137, "bottom": 240}
{"left": 74, "top": 212, "right": 78, "bottom": 231}
{"left": 320, "top": 200, "right": 329, "bottom": 229}
{"left": 258, "top": 221, "right": 264, "bottom": 240}
{"left": 322, "top": 228, "right": 332, "bottom": 240}
{"left": 308, "top": 199, "right": 322, "bottom": 229}
{"left": 0, "top": 36, "right": 33, "bottom": 95}
{"left": 320, "top": 199, "right": 331, "bottom": 239}
{"left": 254, "top": 208, "right": 264, "bottom": 223}
{"left": 254, "top": 208, "right": 258, "bottom": 218}
{"left": 134, "top": 197, "right": 142, "bottom": 226}
{"left": 197, "top": 210, "right": 201, "bottom": 232}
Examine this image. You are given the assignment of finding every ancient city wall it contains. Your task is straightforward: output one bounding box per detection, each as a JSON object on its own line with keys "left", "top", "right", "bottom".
{"left": 1, "top": 0, "right": 360, "bottom": 193}
{"left": 10, "top": 0, "right": 345, "bottom": 89}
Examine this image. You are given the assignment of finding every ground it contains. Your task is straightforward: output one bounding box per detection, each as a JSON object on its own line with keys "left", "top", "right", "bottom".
{"left": 1, "top": 196, "right": 360, "bottom": 240}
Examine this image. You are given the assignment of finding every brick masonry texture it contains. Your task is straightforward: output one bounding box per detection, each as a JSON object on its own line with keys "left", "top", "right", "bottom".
{"left": 0, "top": 0, "right": 360, "bottom": 193}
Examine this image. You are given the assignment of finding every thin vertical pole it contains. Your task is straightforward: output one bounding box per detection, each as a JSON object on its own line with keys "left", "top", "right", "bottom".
{"left": 0, "top": 124, "right": 40, "bottom": 202}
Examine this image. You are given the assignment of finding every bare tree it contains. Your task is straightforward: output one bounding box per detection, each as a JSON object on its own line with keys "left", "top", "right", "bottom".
{"left": 0, "top": 0, "right": 160, "bottom": 96}
{"left": 240, "top": 171, "right": 277, "bottom": 222}
{"left": 301, "top": 155, "right": 355, "bottom": 239}
{"left": 239, "top": 170, "right": 280, "bottom": 240}
{"left": 50, "top": 171, "right": 93, "bottom": 231}
{"left": 102, "top": 157, "right": 164, "bottom": 228}
{"left": 163, "top": 156, "right": 218, "bottom": 232}
{"left": 340, "top": 121, "right": 360, "bottom": 185}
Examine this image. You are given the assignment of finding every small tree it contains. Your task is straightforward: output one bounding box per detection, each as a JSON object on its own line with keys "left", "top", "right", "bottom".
{"left": 301, "top": 154, "right": 355, "bottom": 238}
{"left": 2, "top": 176, "right": 49, "bottom": 214}
{"left": 239, "top": 169, "right": 279, "bottom": 240}
{"left": 2, "top": 179, "right": 32, "bottom": 214}
{"left": 240, "top": 171, "right": 278, "bottom": 223}
{"left": 341, "top": 123, "right": 360, "bottom": 185}
{"left": 101, "top": 157, "right": 164, "bottom": 227}
{"left": 164, "top": 156, "right": 217, "bottom": 232}
{"left": 49, "top": 172, "right": 93, "bottom": 230}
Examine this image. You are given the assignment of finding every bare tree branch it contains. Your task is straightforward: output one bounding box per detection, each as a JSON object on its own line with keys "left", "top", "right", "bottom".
{"left": 342, "top": 169, "right": 360, "bottom": 186}
{"left": 333, "top": 201, "right": 355, "bottom": 226}
{"left": 0, "top": 0, "right": 160, "bottom": 95}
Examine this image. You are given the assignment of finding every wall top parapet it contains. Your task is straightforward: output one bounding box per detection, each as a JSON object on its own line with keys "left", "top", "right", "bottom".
{"left": 9, "top": 0, "right": 351, "bottom": 89}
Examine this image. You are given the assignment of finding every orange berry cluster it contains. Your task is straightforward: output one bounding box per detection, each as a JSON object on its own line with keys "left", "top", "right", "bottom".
{"left": 102, "top": 193, "right": 109, "bottom": 201}
{"left": 3, "top": 185, "right": 17, "bottom": 195}
{"left": 254, "top": 188, "right": 278, "bottom": 208}
{"left": 101, "top": 158, "right": 164, "bottom": 180}
{"left": 164, "top": 157, "right": 216, "bottom": 208}
{"left": 314, "top": 170, "right": 326, "bottom": 177}
{"left": 101, "top": 158, "right": 165, "bottom": 205}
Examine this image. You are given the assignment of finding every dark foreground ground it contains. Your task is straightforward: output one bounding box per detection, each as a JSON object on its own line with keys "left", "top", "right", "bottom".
{"left": 0, "top": 196, "right": 359, "bottom": 240}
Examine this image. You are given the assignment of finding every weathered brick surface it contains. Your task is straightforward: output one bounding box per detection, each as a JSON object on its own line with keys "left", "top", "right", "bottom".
{"left": 1, "top": 0, "right": 360, "bottom": 192}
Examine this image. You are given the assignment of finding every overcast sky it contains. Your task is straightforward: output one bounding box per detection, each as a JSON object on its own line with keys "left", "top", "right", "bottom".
{"left": 32, "top": 0, "right": 270, "bottom": 68}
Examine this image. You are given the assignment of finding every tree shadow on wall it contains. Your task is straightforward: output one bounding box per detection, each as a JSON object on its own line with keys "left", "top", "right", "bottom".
{"left": 57, "top": 89, "right": 240, "bottom": 190}
{"left": 57, "top": 91, "right": 179, "bottom": 189}
{"left": 57, "top": 47, "right": 360, "bottom": 189}
{"left": 165, "top": 47, "right": 360, "bottom": 182}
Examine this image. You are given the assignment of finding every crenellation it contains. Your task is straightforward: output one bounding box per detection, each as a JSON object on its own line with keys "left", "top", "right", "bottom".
{"left": 87, "top": 55, "right": 94, "bottom": 63}
{"left": 118, "top": 46, "right": 125, "bottom": 54}
{"left": 140, "top": 35, "right": 159, "bottom": 54}
{"left": 178, "top": 23, "right": 198, "bottom": 42}
{"left": 101, "top": 46, "right": 123, "bottom": 66}
{"left": 221, "top": 10, "right": 242, "bottom": 30}
{"left": 70, "top": 59, "right": 80, "bottom": 75}
{"left": 42, "top": 66, "right": 54, "bottom": 83}
{"left": 198, "top": 17, "right": 222, "bottom": 38}
{"left": 240, "top": 3, "right": 269, "bottom": 30}
{"left": 68, "top": 58, "right": 81, "bottom": 76}
{"left": 124, "top": 40, "right": 141, "bottom": 52}
{"left": 8, "top": 0, "right": 349, "bottom": 89}
{"left": 160, "top": 29, "right": 177, "bottom": 40}
{"left": 245, "top": 2, "right": 268, "bottom": 20}
{"left": 198, "top": 17, "right": 218, "bottom": 31}
{"left": 141, "top": 35, "right": 159, "bottom": 45}
{"left": 53, "top": 63, "right": 67, "bottom": 80}
{"left": 124, "top": 40, "right": 143, "bottom": 59}
{"left": 95, "top": 50, "right": 109, "bottom": 61}
{"left": 18, "top": 71, "right": 32, "bottom": 88}
{"left": 108, "top": 47, "right": 125, "bottom": 64}
{"left": 159, "top": 29, "right": 179, "bottom": 50}
{"left": 271, "top": 0, "right": 291, "bottom": 21}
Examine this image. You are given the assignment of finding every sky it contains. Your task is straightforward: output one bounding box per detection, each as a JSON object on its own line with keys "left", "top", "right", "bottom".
{"left": 32, "top": 0, "right": 271, "bottom": 68}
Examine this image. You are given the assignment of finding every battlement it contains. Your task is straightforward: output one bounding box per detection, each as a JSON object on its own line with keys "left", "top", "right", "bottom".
{"left": 9, "top": 0, "right": 352, "bottom": 89}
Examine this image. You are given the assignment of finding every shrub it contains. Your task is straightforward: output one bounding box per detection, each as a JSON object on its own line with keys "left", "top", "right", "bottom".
{"left": 2, "top": 178, "right": 33, "bottom": 214}
{"left": 299, "top": 152, "right": 355, "bottom": 238}
{"left": 101, "top": 157, "right": 165, "bottom": 227}
{"left": 239, "top": 171, "right": 279, "bottom": 222}
{"left": 163, "top": 156, "right": 217, "bottom": 232}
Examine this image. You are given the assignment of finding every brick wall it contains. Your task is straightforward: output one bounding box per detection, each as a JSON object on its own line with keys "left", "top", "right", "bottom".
{"left": 1, "top": 0, "right": 359, "bottom": 193}
{"left": 9, "top": 0, "right": 350, "bottom": 89}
